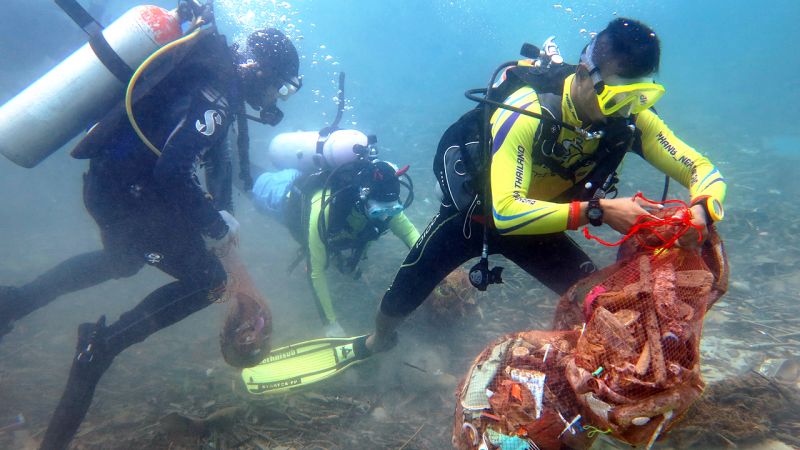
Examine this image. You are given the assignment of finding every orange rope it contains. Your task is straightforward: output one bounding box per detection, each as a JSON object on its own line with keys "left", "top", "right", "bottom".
{"left": 582, "top": 193, "right": 704, "bottom": 249}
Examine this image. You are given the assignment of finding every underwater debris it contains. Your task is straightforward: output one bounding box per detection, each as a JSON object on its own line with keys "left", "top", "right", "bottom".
{"left": 218, "top": 248, "right": 273, "bottom": 368}
{"left": 423, "top": 267, "right": 481, "bottom": 323}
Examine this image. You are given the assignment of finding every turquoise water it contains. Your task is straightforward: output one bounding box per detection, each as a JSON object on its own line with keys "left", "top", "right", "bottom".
{"left": 0, "top": 1, "right": 798, "bottom": 449}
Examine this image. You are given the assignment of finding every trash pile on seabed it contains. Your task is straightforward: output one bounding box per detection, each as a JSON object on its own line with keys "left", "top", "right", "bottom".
{"left": 453, "top": 202, "right": 730, "bottom": 450}
{"left": 217, "top": 246, "right": 273, "bottom": 368}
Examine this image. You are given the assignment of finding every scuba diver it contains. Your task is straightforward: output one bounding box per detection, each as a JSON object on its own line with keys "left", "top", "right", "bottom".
{"left": 252, "top": 157, "right": 420, "bottom": 337}
{"left": 362, "top": 17, "right": 728, "bottom": 354}
{"left": 0, "top": 3, "right": 300, "bottom": 448}
{"left": 250, "top": 72, "right": 420, "bottom": 337}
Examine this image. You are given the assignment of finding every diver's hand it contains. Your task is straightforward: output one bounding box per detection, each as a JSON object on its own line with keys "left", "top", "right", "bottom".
{"left": 675, "top": 204, "right": 708, "bottom": 248}
{"left": 601, "top": 196, "right": 662, "bottom": 235}
{"left": 204, "top": 210, "right": 240, "bottom": 254}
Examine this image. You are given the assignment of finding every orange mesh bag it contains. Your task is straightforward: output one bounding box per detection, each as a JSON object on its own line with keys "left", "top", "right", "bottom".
{"left": 553, "top": 201, "right": 728, "bottom": 330}
{"left": 561, "top": 198, "right": 725, "bottom": 446}
{"left": 619, "top": 223, "right": 729, "bottom": 308}
{"left": 453, "top": 331, "right": 597, "bottom": 450}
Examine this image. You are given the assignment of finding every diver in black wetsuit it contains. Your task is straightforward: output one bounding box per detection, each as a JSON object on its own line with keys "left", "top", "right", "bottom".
{"left": 0, "top": 28, "right": 300, "bottom": 449}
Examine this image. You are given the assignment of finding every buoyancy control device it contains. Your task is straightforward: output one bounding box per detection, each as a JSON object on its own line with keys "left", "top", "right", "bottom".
{"left": 0, "top": 1, "right": 207, "bottom": 168}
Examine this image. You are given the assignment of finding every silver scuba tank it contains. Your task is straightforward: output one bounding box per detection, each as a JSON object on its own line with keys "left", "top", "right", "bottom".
{"left": 0, "top": 5, "right": 182, "bottom": 168}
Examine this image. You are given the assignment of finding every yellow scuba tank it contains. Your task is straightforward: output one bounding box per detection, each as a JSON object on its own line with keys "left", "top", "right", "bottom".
{"left": 0, "top": 5, "right": 183, "bottom": 168}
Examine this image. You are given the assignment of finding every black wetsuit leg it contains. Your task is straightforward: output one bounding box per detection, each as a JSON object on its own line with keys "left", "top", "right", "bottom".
{"left": 379, "top": 204, "right": 482, "bottom": 318}
{"left": 493, "top": 232, "right": 596, "bottom": 296}
{"left": 0, "top": 251, "right": 142, "bottom": 325}
{"left": 39, "top": 253, "right": 225, "bottom": 450}
{"left": 39, "top": 169, "right": 227, "bottom": 450}
{"left": 0, "top": 169, "right": 147, "bottom": 335}
{"left": 378, "top": 205, "right": 596, "bottom": 318}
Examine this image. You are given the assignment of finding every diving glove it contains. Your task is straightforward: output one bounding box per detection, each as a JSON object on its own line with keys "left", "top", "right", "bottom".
{"left": 204, "top": 210, "right": 240, "bottom": 254}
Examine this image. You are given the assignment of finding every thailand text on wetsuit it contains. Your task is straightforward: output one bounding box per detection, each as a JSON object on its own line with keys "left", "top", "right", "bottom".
{"left": 490, "top": 74, "right": 727, "bottom": 235}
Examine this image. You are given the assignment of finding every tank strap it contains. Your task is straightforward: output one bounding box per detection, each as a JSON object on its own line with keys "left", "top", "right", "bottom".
{"left": 55, "top": 0, "right": 135, "bottom": 83}
{"left": 315, "top": 126, "right": 335, "bottom": 159}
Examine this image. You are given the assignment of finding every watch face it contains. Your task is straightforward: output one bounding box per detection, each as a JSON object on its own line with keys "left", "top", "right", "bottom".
{"left": 588, "top": 207, "right": 603, "bottom": 220}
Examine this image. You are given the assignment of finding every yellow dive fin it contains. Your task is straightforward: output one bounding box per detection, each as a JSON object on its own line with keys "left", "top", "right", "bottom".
{"left": 241, "top": 335, "right": 369, "bottom": 395}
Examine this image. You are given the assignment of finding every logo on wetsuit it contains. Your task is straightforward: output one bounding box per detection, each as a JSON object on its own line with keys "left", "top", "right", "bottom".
{"left": 195, "top": 110, "right": 223, "bottom": 136}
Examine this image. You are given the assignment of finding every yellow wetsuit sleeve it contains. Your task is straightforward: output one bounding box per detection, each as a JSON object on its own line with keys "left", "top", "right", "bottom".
{"left": 388, "top": 212, "right": 420, "bottom": 248}
{"left": 306, "top": 189, "right": 337, "bottom": 323}
{"left": 490, "top": 87, "right": 570, "bottom": 235}
{"left": 636, "top": 110, "right": 727, "bottom": 210}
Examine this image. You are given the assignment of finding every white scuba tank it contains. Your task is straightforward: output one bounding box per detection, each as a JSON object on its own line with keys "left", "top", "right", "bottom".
{"left": 268, "top": 129, "right": 368, "bottom": 173}
{"left": 0, "top": 5, "right": 182, "bottom": 168}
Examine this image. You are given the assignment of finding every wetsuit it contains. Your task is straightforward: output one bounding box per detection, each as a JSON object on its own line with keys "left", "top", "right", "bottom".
{"left": 0, "top": 34, "right": 239, "bottom": 449}
{"left": 304, "top": 188, "right": 419, "bottom": 325}
{"left": 379, "top": 73, "right": 727, "bottom": 318}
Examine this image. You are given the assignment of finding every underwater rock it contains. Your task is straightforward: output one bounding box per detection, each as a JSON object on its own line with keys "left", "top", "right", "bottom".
{"left": 371, "top": 406, "right": 389, "bottom": 422}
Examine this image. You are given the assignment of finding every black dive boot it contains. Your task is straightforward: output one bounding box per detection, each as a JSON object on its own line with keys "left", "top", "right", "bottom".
{"left": 0, "top": 286, "right": 25, "bottom": 343}
{"left": 39, "top": 316, "right": 114, "bottom": 450}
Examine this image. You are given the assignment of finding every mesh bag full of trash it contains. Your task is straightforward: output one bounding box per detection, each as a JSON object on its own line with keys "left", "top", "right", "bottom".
{"left": 553, "top": 219, "right": 728, "bottom": 332}
{"left": 453, "top": 330, "right": 597, "bottom": 450}
{"left": 217, "top": 246, "right": 273, "bottom": 368}
{"left": 559, "top": 201, "right": 727, "bottom": 446}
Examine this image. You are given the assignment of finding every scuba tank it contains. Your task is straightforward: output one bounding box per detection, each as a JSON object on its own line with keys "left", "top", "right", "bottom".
{"left": 268, "top": 129, "right": 369, "bottom": 173}
{"left": 0, "top": 4, "right": 191, "bottom": 168}
{"left": 265, "top": 72, "right": 370, "bottom": 173}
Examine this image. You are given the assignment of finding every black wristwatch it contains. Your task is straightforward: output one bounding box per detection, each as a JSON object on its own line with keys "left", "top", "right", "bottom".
{"left": 586, "top": 199, "right": 604, "bottom": 226}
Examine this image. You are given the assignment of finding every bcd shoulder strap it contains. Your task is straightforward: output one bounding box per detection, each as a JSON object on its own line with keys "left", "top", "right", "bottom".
{"left": 531, "top": 92, "right": 576, "bottom": 182}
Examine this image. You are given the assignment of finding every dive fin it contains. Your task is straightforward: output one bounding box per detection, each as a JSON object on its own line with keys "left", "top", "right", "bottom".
{"left": 241, "top": 335, "right": 370, "bottom": 395}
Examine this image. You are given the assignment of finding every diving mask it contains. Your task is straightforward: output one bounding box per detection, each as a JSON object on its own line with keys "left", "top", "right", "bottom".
{"left": 580, "top": 38, "right": 665, "bottom": 116}
{"left": 277, "top": 76, "right": 302, "bottom": 100}
{"left": 596, "top": 75, "right": 665, "bottom": 116}
{"left": 366, "top": 199, "right": 404, "bottom": 220}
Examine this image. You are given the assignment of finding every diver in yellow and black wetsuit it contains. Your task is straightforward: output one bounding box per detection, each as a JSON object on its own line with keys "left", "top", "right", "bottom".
{"left": 363, "top": 17, "right": 727, "bottom": 353}
{"left": 303, "top": 161, "right": 419, "bottom": 337}
{"left": 252, "top": 159, "right": 420, "bottom": 337}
